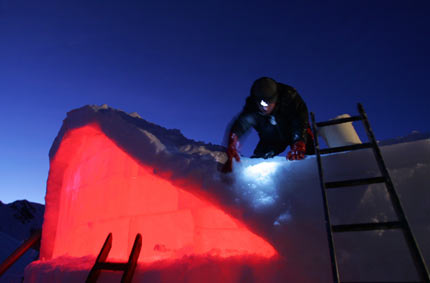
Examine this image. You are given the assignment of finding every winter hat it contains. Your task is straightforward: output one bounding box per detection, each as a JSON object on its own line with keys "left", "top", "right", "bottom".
{"left": 251, "top": 77, "right": 278, "bottom": 103}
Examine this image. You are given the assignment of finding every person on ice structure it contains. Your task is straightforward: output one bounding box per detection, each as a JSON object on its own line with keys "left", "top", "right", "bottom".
{"left": 223, "top": 77, "right": 315, "bottom": 173}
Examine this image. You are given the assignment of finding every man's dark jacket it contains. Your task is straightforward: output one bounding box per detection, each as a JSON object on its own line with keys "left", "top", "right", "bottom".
{"left": 230, "top": 83, "right": 314, "bottom": 157}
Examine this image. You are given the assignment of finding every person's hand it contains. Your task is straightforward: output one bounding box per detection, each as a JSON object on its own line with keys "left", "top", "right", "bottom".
{"left": 222, "top": 133, "right": 240, "bottom": 173}
{"left": 287, "top": 141, "right": 306, "bottom": 160}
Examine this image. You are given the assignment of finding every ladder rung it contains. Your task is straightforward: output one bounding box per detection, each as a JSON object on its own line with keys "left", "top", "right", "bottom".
{"left": 95, "top": 262, "right": 127, "bottom": 271}
{"left": 320, "top": 143, "right": 372, "bottom": 154}
{"left": 316, "top": 115, "right": 362, "bottom": 127}
{"left": 342, "top": 282, "right": 422, "bottom": 283}
{"left": 325, "top": 177, "right": 386, "bottom": 189}
{"left": 332, "top": 221, "right": 402, "bottom": 232}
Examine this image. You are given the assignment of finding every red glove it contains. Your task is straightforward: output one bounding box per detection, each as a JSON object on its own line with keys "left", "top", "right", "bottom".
{"left": 287, "top": 141, "right": 306, "bottom": 160}
{"left": 222, "top": 133, "right": 240, "bottom": 173}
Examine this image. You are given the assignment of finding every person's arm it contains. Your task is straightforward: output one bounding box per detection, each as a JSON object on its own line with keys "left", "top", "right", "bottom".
{"left": 285, "top": 89, "right": 310, "bottom": 160}
{"left": 230, "top": 111, "right": 256, "bottom": 139}
{"left": 222, "top": 100, "right": 257, "bottom": 172}
{"left": 288, "top": 90, "right": 310, "bottom": 144}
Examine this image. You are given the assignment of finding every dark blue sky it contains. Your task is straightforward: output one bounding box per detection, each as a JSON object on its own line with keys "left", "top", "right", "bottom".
{"left": 1, "top": 0, "right": 429, "bottom": 204}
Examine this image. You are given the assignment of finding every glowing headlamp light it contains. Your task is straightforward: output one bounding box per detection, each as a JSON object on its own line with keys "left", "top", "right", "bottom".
{"left": 260, "top": 100, "right": 269, "bottom": 107}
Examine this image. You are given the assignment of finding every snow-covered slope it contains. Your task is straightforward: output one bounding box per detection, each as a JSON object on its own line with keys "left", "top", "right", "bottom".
{"left": 0, "top": 200, "right": 44, "bottom": 241}
{"left": 22, "top": 105, "right": 430, "bottom": 282}
{"left": 0, "top": 200, "right": 43, "bottom": 282}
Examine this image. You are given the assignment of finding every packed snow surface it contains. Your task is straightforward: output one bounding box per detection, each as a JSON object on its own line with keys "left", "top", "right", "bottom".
{"left": 23, "top": 105, "right": 430, "bottom": 283}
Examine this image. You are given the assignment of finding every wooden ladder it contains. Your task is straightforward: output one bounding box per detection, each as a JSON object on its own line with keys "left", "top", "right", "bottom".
{"left": 310, "top": 103, "right": 430, "bottom": 283}
{"left": 86, "top": 233, "right": 142, "bottom": 283}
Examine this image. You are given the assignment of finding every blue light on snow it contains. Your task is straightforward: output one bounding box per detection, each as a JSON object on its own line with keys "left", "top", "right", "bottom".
{"left": 238, "top": 161, "right": 282, "bottom": 208}
{"left": 273, "top": 211, "right": 292, "bottom": 226}
{"left": 243, "top": 161, "right": 280, "bottom": 186}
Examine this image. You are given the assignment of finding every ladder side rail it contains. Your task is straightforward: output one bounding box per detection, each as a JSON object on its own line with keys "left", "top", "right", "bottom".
{"left": 86, "top": 233, "right": 113, "bottom": 283}
{"left": 357, "top": 103, "right": 430, "bottom": 282}
{"left": 0, "top": 230, "right": 42, "bottom": 277}
{"left": 311, "top": 112, "right": 340, "bottom": 283}
{"left": 121, "top": 233, "right": 142, "bottom": 283}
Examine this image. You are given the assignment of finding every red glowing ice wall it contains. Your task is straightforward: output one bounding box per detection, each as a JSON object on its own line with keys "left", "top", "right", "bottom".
{"left": 40, "top": 123, "right": 277, "bottom": 263}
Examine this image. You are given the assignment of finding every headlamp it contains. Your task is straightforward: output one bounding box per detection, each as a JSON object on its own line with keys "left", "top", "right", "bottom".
{"left": 260, "top": 100, "right": 269, "bottom": 107}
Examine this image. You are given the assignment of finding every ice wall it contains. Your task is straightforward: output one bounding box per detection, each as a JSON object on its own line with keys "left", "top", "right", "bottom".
{"left": 41, "top": 123, "right": 276, "bottom": 261}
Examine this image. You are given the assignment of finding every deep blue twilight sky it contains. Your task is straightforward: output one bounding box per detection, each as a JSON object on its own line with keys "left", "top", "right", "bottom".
{"left": 1, "top": 0, "right": 429, "bottom": 204}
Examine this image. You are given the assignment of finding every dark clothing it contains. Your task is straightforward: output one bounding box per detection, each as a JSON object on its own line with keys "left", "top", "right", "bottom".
{"left": 230, "top": 82, "right": 314, "bottom": 158}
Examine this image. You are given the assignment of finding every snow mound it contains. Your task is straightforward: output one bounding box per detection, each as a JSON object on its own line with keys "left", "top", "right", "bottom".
{"left": 23, "top": 105, "right": 430, "bottom": 282}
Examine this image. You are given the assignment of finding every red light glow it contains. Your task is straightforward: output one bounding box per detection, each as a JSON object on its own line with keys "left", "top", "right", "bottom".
{"left": 41, "top": 123, "right": 277, "bottom": 263}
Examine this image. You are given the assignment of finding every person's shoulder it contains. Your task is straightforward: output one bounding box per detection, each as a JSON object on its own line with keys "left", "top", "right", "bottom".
{"left": 277, "top": 82, "right": 298, "bottom": 95}
{"left": 277, "top": 83, "right": 299, "bottom": 105}
{"left": 277, "top": 82, "right": 306, "bottom": 110}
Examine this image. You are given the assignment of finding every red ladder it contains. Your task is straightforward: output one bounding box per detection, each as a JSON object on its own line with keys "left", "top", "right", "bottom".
{"left": 0, "top": 230, "right": 41, "bottom": 277}
{"left": 86, "top": 233, "right": 142, "bottom": 283}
